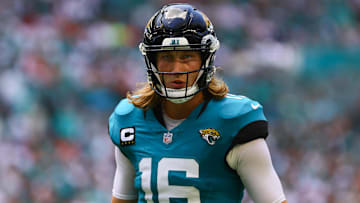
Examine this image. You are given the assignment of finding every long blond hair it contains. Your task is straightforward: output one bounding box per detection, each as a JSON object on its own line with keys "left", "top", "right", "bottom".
{"left": 127, "top": 77, "right": 229, "bottom": 110}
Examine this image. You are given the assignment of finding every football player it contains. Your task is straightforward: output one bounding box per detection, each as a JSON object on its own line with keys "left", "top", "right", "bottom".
{"left": 108, "top": 3, "right": 287, "bottom": 203}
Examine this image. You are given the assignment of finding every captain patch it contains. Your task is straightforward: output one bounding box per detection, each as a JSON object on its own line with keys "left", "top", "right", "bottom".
{"left": 120, "top": 127, "right": 135, "bottom": 146}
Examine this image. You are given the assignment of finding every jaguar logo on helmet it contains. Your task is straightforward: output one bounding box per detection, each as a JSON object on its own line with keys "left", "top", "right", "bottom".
{"left": 199, "top": 128, "right": 221, "bottom": 145}
{"left": 199, "top": 11, "right": 212, "bottom": 30}
{"left": 139, "top": 3, "right": 220, "bottom": 104}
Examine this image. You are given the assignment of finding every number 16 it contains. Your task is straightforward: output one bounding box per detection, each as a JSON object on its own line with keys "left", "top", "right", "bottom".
{"left": 139, "top": 158, "right": 201, "bottom": 203}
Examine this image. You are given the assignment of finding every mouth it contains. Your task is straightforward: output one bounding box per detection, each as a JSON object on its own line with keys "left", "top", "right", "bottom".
{"left": 168, "top": 80, "right": 186, "bottom": 89}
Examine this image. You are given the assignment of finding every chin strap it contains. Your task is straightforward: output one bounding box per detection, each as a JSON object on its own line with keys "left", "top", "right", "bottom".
{"left": 167, "top": 96, "right": 194, "bottom": 104}
{"left": 162, "top": 84, "right": 199, "bottom": 104}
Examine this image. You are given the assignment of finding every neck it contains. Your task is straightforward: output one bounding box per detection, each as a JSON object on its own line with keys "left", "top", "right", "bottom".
{"left": 162, "top": 92, "right": 204, "bottom": 120}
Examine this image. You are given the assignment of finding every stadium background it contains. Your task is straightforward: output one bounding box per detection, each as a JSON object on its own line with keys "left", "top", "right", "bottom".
{"left": 0, "top": 0, "right": 359, "bottom": 202}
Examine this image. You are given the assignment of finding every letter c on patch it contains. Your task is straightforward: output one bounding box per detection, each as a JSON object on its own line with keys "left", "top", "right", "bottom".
{"left": 120, "top": 127, "right": 135, "bottom": 145}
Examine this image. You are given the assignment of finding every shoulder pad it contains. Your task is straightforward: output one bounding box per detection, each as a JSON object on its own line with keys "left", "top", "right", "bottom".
{"left": 114, "top": 98, "right": 135, "bottom": 116}
{"left": 108, "top": 99, "right": 135, "bottom": 146}
{"left": 219, "top": 94, "right": 263, "bottom": 119}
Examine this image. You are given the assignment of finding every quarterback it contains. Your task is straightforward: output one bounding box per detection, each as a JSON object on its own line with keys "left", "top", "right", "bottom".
{"left": 108, "top": 3, "right": 287, "bottom": 203}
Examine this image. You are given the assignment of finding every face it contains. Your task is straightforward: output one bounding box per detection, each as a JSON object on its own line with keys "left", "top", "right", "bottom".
{"left": 156, "top": 51, "right": 202, "bottom": 89}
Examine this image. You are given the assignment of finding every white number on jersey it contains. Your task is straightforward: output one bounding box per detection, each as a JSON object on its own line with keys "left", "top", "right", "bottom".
{"left": 139, "top": 157, "right": 200, "bottom": 203}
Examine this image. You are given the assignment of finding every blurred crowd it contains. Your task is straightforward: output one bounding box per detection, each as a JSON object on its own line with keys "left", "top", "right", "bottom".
{"left": 0, "top": 0, "right": 359, "bottom": 202}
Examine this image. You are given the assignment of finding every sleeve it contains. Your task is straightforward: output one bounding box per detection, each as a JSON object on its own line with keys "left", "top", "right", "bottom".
{"left": 226, "top": 139, "right": 286, "bottom": 203}
{"left": 112, "top": 147, "right": 138, "bottom": 200}
{"left": 109, "top": 113, "right": 120, "bottom": 146}
{"left": 230, "top": 120, "right": 268, "bottom": 148}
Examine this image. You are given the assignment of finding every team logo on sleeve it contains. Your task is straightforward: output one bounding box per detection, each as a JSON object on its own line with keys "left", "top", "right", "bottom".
{"left": 120, "top": 127, "right": 135, "bottom": 146}
{"left": 199, "top": 128, "right": 220, "bottom": 145}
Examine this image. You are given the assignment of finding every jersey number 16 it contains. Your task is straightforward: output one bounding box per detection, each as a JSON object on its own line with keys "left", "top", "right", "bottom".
{"left": 139, "top": 157, "right": 201, "bottom": 203}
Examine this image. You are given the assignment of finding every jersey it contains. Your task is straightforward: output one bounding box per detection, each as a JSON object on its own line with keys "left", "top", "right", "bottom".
{"left": 108, "top": 94, "right": 267, "bottom": 203}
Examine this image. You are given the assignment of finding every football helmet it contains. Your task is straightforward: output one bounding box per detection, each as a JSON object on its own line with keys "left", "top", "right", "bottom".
{"left": 139, "top": 3, "right": 220, "bottom": 103}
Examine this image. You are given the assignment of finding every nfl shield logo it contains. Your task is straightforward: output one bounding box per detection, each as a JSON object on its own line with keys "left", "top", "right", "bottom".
{"left": 163, "top": 132, "right": 173, "bottom": 144}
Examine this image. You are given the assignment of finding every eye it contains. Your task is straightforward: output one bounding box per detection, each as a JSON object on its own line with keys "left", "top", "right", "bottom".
{"left": 180, "top": 54, "right": 193, "bottom": 60}
{"left": 159, "top": 54, "right": 171, "bottom": 61}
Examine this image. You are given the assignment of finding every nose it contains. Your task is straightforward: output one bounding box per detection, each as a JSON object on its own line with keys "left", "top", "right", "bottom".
{"left": 172, "top": 59, "right": 185, "bottom": 73}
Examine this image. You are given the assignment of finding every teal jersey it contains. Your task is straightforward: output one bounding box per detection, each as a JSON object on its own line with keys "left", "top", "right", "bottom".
{"left": 108, "top": 94, "right": 267, "bottom": 203}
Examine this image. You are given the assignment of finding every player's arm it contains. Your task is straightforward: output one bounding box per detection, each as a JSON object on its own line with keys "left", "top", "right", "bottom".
{"left": 226, "top": 138, "right": 287, "bottom": 203}
{"left": 111, "top": 147, "right": 138, "bottom": 202}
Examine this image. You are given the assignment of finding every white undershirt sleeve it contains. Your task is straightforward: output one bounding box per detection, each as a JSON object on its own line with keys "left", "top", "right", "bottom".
{"left": 112, "top": 147, "right": 138, "bottom": 200}
{"left": 226, "top": 138, "right": 286, "bottom": 203}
